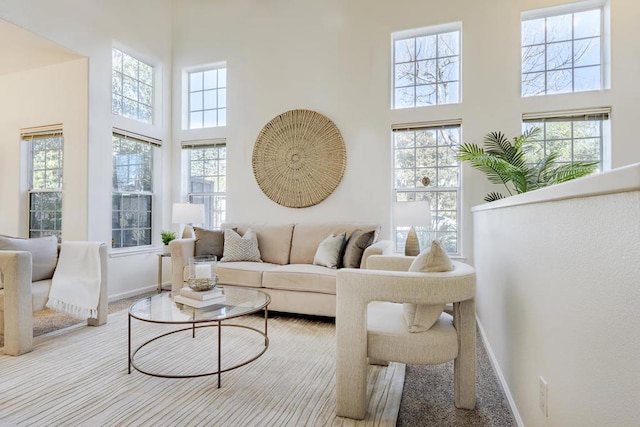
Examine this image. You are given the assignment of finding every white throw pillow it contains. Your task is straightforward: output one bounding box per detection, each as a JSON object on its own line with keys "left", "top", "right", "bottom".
{"left": 220, "top": 229, "right": 262, "bottom": 262}
{"left": 312, "top": 232, "right": 346, "bottom": 269}
{"left": 402, "top": 240, "right": 452, "bottom": 333}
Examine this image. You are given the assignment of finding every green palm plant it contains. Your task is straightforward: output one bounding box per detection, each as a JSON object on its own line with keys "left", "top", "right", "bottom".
{"left": 457, "top": 127, "right": 598, "bottom": 202}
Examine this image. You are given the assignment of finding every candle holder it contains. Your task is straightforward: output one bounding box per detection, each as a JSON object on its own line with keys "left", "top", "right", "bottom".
{"left": 187, "top": 255, "right": 218, "bottom": 291}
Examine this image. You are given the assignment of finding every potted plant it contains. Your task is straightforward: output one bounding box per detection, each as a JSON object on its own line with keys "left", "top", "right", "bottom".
{"left": 160, "top": 230, "right": 177, "bottom": 255}
{"left": 457, "top": 127, "right": 598, "bottom": 202}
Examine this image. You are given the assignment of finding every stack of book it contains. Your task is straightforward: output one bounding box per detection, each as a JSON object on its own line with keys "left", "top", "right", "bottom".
{"left": 174, "top": 286, "right": 225, "bottom": 308}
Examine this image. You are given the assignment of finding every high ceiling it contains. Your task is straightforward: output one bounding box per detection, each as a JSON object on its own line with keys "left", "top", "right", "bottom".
{"left": 0, "top": 18, "right": 83, "bottom": 76}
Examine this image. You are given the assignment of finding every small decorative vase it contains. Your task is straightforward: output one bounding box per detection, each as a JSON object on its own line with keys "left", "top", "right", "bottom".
{"left": 187, "top": 256, "right": 218, "bottom": 291}
{"left": 163, "top": 245, "right": 171, "bottom": 255}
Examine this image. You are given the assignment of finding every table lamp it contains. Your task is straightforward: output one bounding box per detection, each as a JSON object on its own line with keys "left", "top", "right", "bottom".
{"left": 172, "top": 202, "right": 205, "bottom": 238}
{"left": 393, "top": 200, "right": 431, "bottom": 256}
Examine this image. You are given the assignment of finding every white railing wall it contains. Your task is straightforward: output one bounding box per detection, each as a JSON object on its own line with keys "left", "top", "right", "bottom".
{"left": 472, "top": 163, "right": 640, "bottom": 427}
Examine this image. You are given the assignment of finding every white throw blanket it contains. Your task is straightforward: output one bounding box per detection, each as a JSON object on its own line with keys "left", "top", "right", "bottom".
{"left": 46, "top": 241, "right": 102, "bottom": 319}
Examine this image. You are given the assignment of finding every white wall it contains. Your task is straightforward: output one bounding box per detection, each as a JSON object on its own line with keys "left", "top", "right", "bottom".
{"left": 0, "top": 59, "right": 88, "bottom": 239}
{"left": 171, "top": 0, "right": 640, "bottom": 264}
{"left": 473, "top": 163, "right": 640, "bottom": 426}
{"left": 0, "top": 0, "right": 174, "bottom": 298}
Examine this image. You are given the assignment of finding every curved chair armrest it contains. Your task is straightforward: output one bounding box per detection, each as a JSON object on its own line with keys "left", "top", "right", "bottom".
{"left": 0, "top": 251, "right": 34, "bottom": 355}
{"left": 337, "top": 261, "right": 476, "bottom": 306}
{"left": 169, "top": 238, "right": 195, "bottom": 292}
{"left": 360, "top": 240, "right": 394, "bottom": 269}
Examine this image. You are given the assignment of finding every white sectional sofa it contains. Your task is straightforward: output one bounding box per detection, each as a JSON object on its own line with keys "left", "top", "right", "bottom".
{"left": 169, "top": 222, "right": 392, "bottom": 317}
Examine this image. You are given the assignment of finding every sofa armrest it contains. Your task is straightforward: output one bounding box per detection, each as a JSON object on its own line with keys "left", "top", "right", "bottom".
{"left": 365, "top": 254, "right": 414, "bottom": 271}
{"left": 0, "top": 251, "right": 34, "bottom": 355}
{"left": 169, "top": 238, "right": 195, "bottom": 292}
{"left": 360, "top": 240, "right": 393, "bottom": 269}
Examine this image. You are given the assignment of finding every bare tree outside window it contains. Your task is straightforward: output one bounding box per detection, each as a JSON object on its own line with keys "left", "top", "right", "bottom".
{"left": 522, "top": 8, "right": 602, "bottom": 96}
{"left": 393, "top": 29, "right": 460, "bottom": 108}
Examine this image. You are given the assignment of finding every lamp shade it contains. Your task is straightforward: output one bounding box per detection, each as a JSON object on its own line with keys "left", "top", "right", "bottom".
{"left": 172, "top": 203, "right": 205, "bottom": 225}
{"left": 393, "top": 201, "right": 431, "bottom": 227}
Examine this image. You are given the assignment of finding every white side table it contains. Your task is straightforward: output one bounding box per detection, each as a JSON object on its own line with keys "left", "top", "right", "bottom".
{"left": 157, "top": 253, "right": 171, "bottom": 293}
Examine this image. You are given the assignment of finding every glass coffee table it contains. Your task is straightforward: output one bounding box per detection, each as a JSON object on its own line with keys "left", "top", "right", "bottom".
{"left": 128, "top": 286, "right": 270, "bottom": 388}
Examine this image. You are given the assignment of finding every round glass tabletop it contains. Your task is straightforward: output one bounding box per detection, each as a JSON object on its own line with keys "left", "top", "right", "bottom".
{"left": 129, "top": 286, "right": 270, "bottom": 324}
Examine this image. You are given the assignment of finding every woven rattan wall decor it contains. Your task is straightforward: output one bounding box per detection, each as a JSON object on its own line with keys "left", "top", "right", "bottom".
{"left": 252, "top": 109, "right": 346, "bottom": 208}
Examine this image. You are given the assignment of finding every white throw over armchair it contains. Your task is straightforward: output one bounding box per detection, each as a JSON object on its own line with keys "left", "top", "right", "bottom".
{"left": 335, "top": 255, "right": 476, "bottom": 420}
{"left": 0, "top": 237, "right": 108, "bottom": 356}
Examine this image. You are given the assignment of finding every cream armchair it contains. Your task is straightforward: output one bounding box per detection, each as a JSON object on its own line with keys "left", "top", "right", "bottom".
{"left": 335, "top": 255, "right": 476, "bottom": 420}
{"left": 0, "top": 241, "right": 108, "bottom": 356}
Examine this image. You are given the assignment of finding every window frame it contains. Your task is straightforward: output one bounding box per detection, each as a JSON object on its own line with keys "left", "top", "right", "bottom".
{"left": 182, "top": 139, "right": 227, "bottom": 230}
{"left": 112, "top": 47, "right": 155, "bottom": 124}
{"left": 391, "top": 22, "right": 462, "bottom": 109}
{"left": 23, "top": 127, "right": 64, "bottom": 241}
{"left": 111, "top": 130, "right": 160, "bottom": 249}
{"left": 392, "top": 122, "right": 462, "bottom": 255}
{"left": 187, "top": 66, "right": 227, "bottom": 129}
{"left": 521, "top": 2, "right": 606, "bottom": 97}
{"left": 521, "top": 108, "right": 610, "bottom": 171}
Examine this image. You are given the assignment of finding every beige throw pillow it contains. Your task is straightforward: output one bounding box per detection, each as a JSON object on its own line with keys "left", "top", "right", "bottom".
{"left": 403, "top": 240, "right": 452, "bottom": 333}
{"left": 313, "top": 232, "right": 346, "bottom": 269}
{"left": 220, "top": 229, "right": 262, "bottom": 262}
{"left": 0, "top": 235, "right": 58, "bottom": 282}
{"left": 341, "top": 229, "right": 375, "bottom": 269}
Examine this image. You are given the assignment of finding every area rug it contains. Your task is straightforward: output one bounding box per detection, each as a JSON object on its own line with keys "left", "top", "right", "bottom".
{"left": 0, "top": 311, "right": 404, "bottom": 426}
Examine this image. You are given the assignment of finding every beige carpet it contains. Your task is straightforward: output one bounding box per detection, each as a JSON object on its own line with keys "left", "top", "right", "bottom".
{"left": 0, "top": 310, "right": 404, "bottom": 426}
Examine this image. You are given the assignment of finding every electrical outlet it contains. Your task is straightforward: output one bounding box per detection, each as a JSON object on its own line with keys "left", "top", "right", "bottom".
{"left": 539, "top": 376, "right": 548, "bottom": 417}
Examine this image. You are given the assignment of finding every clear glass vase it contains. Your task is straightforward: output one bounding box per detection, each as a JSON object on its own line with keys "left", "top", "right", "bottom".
{"left": 187, "top": 255, "right": 218, "bottom": 291}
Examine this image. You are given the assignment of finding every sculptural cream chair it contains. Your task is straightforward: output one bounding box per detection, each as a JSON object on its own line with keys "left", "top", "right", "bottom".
{"left": 0, "top": 236, "right": 108, "bottom": 356}
{"left": 335, "top": 255, "right": 476, "bottom": 420}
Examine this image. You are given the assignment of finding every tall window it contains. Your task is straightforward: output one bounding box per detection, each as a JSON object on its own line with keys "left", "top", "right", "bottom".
{"left": 393, "top": 124, "right": 461, "bottom": 254}
{"left": 522, "top": 6, "right": 603, "bottom": 96}
{"left": 188, "top": 67, "right": 227, "bottom": 129}
{"left": 522, "top": 110, "right": 609, "bottom": 171}
{"left": 392, "top": 26, "right": 460, "bottom": 109}
{"left": 112, "top": 132, "right": 158, "bottom": 248}
{"left": 112, "top": 48, "right": 154, "bottom": 123}
{"left": 183, "top": 141, "right": 226, "bottom": 229}
{"left": 24, "top": 127, "right": 63, "bottom": 240}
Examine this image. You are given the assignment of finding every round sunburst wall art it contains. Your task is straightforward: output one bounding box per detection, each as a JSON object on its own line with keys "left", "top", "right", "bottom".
{"left": 252, "top": 109, "right": 346, "bottom": 208}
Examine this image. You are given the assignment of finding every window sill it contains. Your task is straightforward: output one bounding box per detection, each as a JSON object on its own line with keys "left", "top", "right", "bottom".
{"left": 109, "top": 246, "right": 163, "bottom": 258}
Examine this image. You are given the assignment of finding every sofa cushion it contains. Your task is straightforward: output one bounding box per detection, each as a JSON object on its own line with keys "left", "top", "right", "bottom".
{"left": 222, "top": 223, "right": 294, "bottom": 265}
{"left": 221, "top": 229, "right": 262, "bottom": 262}
{"left": 262, "top": 264, "right": 338, "bottom": 294}
{"left": 0, "top": 279, "right": 51, "bottom": 313}
{"left": 403, "top": 240, "right": 451, "bottom": 333}
{"left": 342, "top": 229, "right": 376, "bottom": 268}
{"left": 215, "top": 262, "right": 278, "bottom": 288}
{"left": 290, "top": 223, "right": 380, "bottom": 265}
{"left": 313, "top": 232, "right": 346, "bottom": 269}
{"left": 0, "top": 235, "right": 58, "bottom": 283}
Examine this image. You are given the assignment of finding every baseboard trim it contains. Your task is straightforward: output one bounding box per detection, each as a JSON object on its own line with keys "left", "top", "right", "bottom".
{"left": 108, "top": 285, "right": 157, "bottom": 302}
{"left": 476, "top": 316, "right": 525, "bottom": 427}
